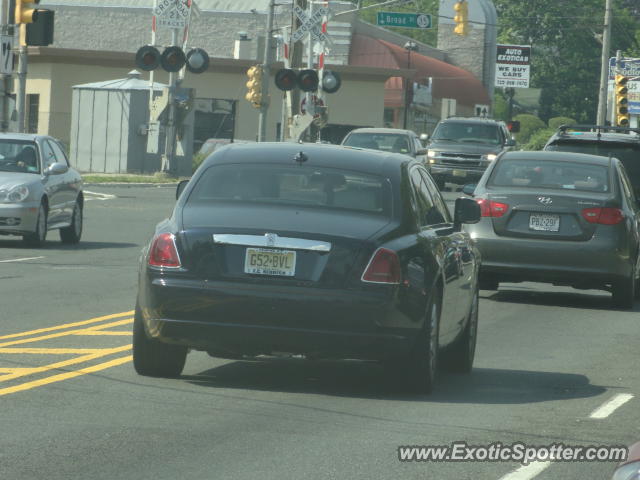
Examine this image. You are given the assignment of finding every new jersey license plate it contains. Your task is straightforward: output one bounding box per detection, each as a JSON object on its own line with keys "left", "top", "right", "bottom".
{"left": 244, "top": 248, "right": 296, "bottom": 276}
{"left": 529, "top": 213, "right": 560, "bottom": 232}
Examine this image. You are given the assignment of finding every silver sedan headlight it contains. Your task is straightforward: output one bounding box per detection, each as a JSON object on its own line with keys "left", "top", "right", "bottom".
{"left": 0, "top": 185, "right": 30, "bottom": 203}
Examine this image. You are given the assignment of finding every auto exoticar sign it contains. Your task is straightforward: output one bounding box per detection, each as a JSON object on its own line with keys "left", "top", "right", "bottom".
{"left": 495, "top": 44, "right": 531, "bottom": 88}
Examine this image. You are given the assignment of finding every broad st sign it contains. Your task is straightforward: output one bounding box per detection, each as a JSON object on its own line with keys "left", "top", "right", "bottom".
{"left": 495, "top": 44, "right": 531, "bottom": 88}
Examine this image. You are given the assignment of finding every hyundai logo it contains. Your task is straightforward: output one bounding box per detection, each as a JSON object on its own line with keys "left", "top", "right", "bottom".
{"left": 265, "top": 233, "right": 277, "bottom": 247}
{"left": 538, "top": 196, "right": 553, "bottom": 205}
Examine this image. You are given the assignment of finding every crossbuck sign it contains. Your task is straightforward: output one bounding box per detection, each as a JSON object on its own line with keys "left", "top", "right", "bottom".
{"left": 291, "top": 5, "right": 332, "bottom": 44}
{"left": 154, "top": 0, "right": 190, "bottom": 30}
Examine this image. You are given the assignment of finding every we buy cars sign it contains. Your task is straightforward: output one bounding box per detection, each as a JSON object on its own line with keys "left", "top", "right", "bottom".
{"left": 495, "top": 44, "right": 531, "bottom": 88}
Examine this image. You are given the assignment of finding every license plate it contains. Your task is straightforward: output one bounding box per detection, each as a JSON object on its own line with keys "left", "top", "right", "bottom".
{"left": 529, "top": 213, "right": 560, "bottom": 232}
{"left": 452, "top": 169, "right": 467, "bottom": 177}
{"left": 244, "top": 248, "right": 296, "bottom": 276}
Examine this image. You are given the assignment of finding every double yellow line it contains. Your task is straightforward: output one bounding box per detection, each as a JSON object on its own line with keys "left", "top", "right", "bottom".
{"left": 0, "top": 311, "right": 134, "bottom": 396}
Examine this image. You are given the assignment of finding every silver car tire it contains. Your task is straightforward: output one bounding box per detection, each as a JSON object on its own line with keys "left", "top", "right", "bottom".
{"left": 23, "top": 203, "right": 47, "bottom": 247}
{"left": 60, "top": 201, "right": 83, "bottom": 244}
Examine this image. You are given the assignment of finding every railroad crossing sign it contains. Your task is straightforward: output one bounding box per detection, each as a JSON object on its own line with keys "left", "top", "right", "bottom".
{"left": 291, "top": 5, "right": 333, "bottom": 44}
{"left": 0, "top": 35, "right": 14, "bottom": 75}
{"left": 475, "top": 104, "right": 490, "bottom": 117}
{"left": 154, "top": 0, "right": 190, "bottom": 30}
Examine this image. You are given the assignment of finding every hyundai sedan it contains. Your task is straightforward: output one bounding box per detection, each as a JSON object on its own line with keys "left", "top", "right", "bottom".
{"left": 464, "top": 151, "right": 640, "bottom": 309}
{"left": 134, "top": 143, "right": 481, "bottom": 392}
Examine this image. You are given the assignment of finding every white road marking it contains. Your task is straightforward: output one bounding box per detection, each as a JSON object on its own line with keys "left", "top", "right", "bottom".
{"left": 589, "top": 393, "right": 634, "bottom": 419}
{"left": 84, "top": 190, "right": 116, "bottom": 201}
{"left": 499, "top": 462, "right": 551, "bottom": 480}
{"left": 0, "top": 256, "right": 45, "bottom": 263}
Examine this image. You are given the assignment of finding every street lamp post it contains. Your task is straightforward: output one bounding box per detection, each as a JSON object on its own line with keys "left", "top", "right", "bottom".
{"left": 403, "top": 40, "right": 418, "bottom": 130}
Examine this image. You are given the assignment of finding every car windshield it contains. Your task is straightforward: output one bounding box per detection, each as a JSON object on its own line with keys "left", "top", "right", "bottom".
{"left": 188, "top": 163, "right": 392, "bottom": 215}
{"left": 0, "top": 140, "right": 40, "bottom": 174}
{"left": 432, "top": 123, "right": 502, "bottom": 145}
{"left": 343, "top": 133, "right": 411, "bottom": 154}
{"left": 489, "top": 158, "right": 610, "bottom": 192}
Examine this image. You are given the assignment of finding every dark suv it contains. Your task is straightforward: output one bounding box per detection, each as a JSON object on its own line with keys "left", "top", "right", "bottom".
{"left": 544, "top": 125, "right": 640, "bottom": 197}
{"left": 426, "top": 117, "right": 516, "bottom": 189}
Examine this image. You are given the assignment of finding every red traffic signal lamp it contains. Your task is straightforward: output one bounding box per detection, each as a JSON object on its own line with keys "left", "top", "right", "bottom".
{"left": 506, "top": 120, "right": 520, "bottom": 133}
{"left": 298, "top": 69, "right": 319, "bottom": 92}
{"left": 275, "top": 69, "right": 297, "bottom": 91}
{"left": 161, "top": 46, "right": 186, "bottom": 73}
{"left": 135, "top": 46, "right": 161, "bottom": 71}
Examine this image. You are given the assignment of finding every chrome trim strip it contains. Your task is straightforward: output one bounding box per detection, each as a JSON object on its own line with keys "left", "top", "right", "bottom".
{"left": 213, "top": 233, "right": 331, "bottom": 252}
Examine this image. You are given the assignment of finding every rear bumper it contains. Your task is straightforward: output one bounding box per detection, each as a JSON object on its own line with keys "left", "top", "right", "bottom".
{"left": 0, "top": 202, "right": 39, "bottom": 236}
{"left": 429, "top": 164, "right": 487, "bottom": 185}
{"left": 467, "top": 221, "right": 633, "bottom": 285}
{"left": 138, "top": 276, "right": 421, "bottom": 360}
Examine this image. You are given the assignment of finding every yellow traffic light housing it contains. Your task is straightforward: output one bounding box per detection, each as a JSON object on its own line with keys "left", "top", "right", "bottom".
{"left": 615, "top": 74, "right": 630, "bottom": 127}
{"left": 15, "top": 0, "right": 40, "bottom": 24}
{"left": 453, "top": 1, "right": 469, "bottom": 36}
{"left": 245, "top": 65, "right": 263, "bottom": 108}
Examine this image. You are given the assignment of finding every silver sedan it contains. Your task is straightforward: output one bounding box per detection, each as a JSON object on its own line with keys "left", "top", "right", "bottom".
{"left": 0, "top": 133, "right": 83, "bottom": 246}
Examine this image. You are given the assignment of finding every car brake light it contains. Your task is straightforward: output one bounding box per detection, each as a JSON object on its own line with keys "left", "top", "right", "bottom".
{"left": 476, "top": 199, "right": 509, "bottom": 217}
{"left": 581, "top": 207, "right": 624, "bottom": 225}
{"left": 362, "top": 248, "right": 401, "bottom": 284}
{"left": 149, "top": 233, "right": 182, "bottom": 268}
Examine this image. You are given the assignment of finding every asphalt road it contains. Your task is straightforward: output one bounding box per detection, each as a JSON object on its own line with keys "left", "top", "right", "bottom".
{"left": 0, "top": 185, "right": 638, "bottom": 480}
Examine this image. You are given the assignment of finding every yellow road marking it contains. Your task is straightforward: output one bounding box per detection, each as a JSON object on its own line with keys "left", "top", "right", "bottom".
{"left": 0, "top": 345, "right": 132, "bottom": 383}
{"left": 0, "top": 318, "right": 133, "bottom": 348}
{"left": 0, "top": 347, "right": 122, "bottom": 354}
{"left": 72, "top": 331, "right": 131, "bottom": 336}
{"left": 0, "top": 311, "right": 133, "bottom": 340}
{"left": 0, "top": 355, "right": 133, "bottom": 396}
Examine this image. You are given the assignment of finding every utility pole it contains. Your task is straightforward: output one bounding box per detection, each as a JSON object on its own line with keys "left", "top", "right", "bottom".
{"left": 611, "top": 49, "right": 622, "bottom": 126}
{"left": 15, "top": 25, "right": 26, "bottom": 132}
{"left": 162, "top": 28, "right": 179, "bottom": 174}
{"left": 0, "top": 0, "right": 8, "bottom": 132}
{"left": 287, "top": 0, "right": 306, "bottom": 140}
{"left": 258, "top": 0, "right": 275, "bottom": 142}
{"left": 596, "top": 0, "right": 613, "bottom": 125}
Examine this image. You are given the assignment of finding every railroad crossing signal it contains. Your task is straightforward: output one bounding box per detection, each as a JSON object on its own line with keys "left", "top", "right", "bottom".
{"left": 453, "top": 1, "right": 469, "bottom": 36}
{"left": 245, "top": 65, "right": 263, "bottom": 108}
{"left": 615, "top": 74, "right": 630, "bottom": 127}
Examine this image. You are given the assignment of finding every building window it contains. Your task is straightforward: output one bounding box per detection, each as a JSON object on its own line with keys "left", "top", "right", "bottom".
{"left": 193, "top": 99, "right": 236, "bottom": 153}
{"left": 384, "top": 108, "right": 396, "bottom": 128}
{"left": 27, "top": 94, "right": 39, "bottom": 133}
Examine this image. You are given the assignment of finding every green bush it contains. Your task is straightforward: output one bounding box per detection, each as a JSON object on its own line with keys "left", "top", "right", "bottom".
{"left": 521, "top": 128, "right": 555, "bottom": 151}
{"left": 192, "top": 152, "right": 207, "bottom": 173}
{"left": 548, "top": 116, "right": 577, "bottom": 130}
{"left": 513, "top": 114, "right": 546, "bottom": 145}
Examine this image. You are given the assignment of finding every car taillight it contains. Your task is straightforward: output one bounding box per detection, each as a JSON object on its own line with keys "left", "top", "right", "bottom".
{"left": 476, "top": 198, "right": 509, "bottom": 217}
{"left": 148, "top": 233, "right": 182, "bottom": 268}
{"left": 362, "top": 248, "right": 401, "bottom": 284}
{"left": 581, "top": 207, "right": 624, "bottom": 225}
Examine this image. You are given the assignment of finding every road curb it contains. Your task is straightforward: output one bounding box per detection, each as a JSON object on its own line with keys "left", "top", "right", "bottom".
{"left": 83, "top": 183, "right": 179, "bottom": 188}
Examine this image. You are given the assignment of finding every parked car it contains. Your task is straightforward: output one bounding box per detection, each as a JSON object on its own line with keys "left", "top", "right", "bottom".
{"left": 426, "top": 117, "right": 517, "bottom": 189}
{"left": 134, "top": 142, "right": 482, "bottom": 393}
{"left": 0, "top": 133, "right": 83, "bottom": 246}
{"left": 611, "top": 441, "right": 640, "bottom": 480}
{"left": 544, "top": 124, "right": 640, "bottom": 197}
{"left": 463, "top": 150, "right": 640, "bottom": 308}
{"left": 340, "top": 128, "right": 428, "bottom": 163}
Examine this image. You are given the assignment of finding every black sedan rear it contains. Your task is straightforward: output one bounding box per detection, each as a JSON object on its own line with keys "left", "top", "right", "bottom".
{"left": 465, "top": 151, "right": 640, "bottom": 308}
{"left": 134, "top": 143, "right": 481, "bottom": 392}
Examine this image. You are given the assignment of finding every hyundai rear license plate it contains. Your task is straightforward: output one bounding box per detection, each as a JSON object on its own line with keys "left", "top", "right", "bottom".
{"left": 244, "top": 248, "right": 296, "bottom": 276}
{"left": 529, "top": 213, "right": 560, "bottom": 232}
{"left": 452, "top": 169, "right": 467, "bottom": 177}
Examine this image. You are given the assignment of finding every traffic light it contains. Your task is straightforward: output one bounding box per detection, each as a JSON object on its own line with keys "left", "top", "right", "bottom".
{"left": 245, "top": 65, "right": 263, "bottom": 108}
{"left": 453, "top": 1, "right": 469, "bottom": 36}
{"left": 185, "top": 48, "right": 209, "bottom": 74}
{"left": 321, "top": 70, "right": 341, "bottom": 94}
{"left": 160, "top": 46, "right": 186, "bottom": 73}
{"left": 615, "top": 74, "right": 630, "bottom": 127}
{"left": 298, "top": 69, "right": 319, "bottom": 92}
{"left": 25, "top": 9, "right": 54, "bottom": 46}
{"left": 275, "top": 69, "right": 297, "bottom": 91}
{"left": 13, "top": 0, "right": 39, "bottom": 24}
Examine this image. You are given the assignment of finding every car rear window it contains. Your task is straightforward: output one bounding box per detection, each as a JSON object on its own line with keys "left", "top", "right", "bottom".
{"left": 188, "top": 164, "right": 392, "bottom": 215}
{"left": 489, "top": 158, "right": 610, "bottom": 192}
{"left": 343, "top": 133, "right": 410, "bottom": 154}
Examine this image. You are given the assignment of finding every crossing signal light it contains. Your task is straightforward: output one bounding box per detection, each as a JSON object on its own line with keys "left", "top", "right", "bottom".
{"left": 275, "top": 69, "right": 297, "bottom": 91}
{"left": 245, "top": 65, "right": 263, "bottom": 108}
{"left": 160, "top": 46, "right": 186, "bottom": 73}
{"left": 185, "top": 48, "right": 209, "bottom": 74}
{"left": 453, "top": 1, "right": 469, "bottom": 36}
{"left": 135, "top": 46, "right": 161, "bottom": 71}
{"left": 615, "top": 74, "right": 630, "bottom": 127}
{"left": 298, "top": 69, "right": 319, "bottom": 92}
{"left": 321, "top": 70, "right": 341, "bottom": 94}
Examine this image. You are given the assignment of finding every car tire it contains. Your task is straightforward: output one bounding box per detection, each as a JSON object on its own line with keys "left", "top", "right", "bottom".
{"left": 60, "top": 200, "right": 83, "bottom": 244}
{"left": 612, "top": 269, "right": 635, "bottom": 310}
{"left": 404, "top": 295, "right": 441, "bottom": 394}
{"left": 23, "top": 202, "right": 47, "bottom": 247}
{"left": 443, "top": 288, "right": 478, "bottom": 374}
{"left": 133, "top": 304, "right": 187, "bottom": 377}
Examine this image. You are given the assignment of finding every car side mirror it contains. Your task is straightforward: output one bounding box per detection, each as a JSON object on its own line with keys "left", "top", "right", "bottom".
{"left": 462, "top": 184, "right": 477, "bottom": 196}
{"left": 176, "top": 179, "right": 189, "bottom": 200}
{"left": 505, "top": 138, "right": 516, "bottom": 147}
{"left": 419, "top": 133, "right": 429, "bottom": 143}
{"left": 45, "top": 162, "right": 68, "bottom": 176}
{"left": 453, "top": 197, "right": 481, "bottom": 230}
{"left": 416, "top": 148, "right": 428, "bottom": 156}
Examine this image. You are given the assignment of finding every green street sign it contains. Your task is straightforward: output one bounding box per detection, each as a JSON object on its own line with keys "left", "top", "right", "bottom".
{"left": 376, "top": 12, "right": 432, "bottom": 29}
